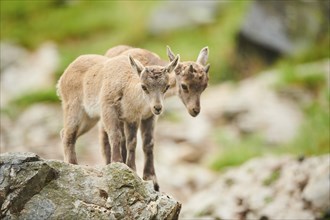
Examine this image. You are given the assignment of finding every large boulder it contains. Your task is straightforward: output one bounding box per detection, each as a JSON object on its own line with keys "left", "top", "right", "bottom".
{"left": 240, "top": 0, "right": 328, "bottom": 55}
{"left": 0, "top": 152, "right": 181, "bottom": 219}
{"left": 148, "top": 1, "right": 222, "bottom": 35}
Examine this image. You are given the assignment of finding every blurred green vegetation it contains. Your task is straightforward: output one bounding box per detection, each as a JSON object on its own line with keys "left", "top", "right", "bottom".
{"left": 211, "top": 66, "right": 329, "bottom": 171}
{"left": 1, "top": 1, "right": 329, "bottom": 170}
{"left": 211, "top": 132, "right": 266, "bottom": 169}
{"left": 0, "top": 0, "right": 249, "bottom": 81}
{"left": 263, "top": 169, "right": 281, "bottom": 186}
{"left": 10, "top": 88, "right": 59, "bottom": 108}
{"left": 0, "top": 0, "right": 250, "bottom": 110}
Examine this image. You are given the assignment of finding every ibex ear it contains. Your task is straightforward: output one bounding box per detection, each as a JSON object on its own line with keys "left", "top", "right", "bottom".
{"left": 166, "top": 45, "right": 176, "bottom": 62}
{"left": 204, "top": 64, "right": 210, "bottom": 74}
{"left": 128, "top": 55, "right": 144, "bottom": 76}
{"left": 165, "top": 54, "right": 180, "bottom": 74}
{"left": 196, "top": 46, "right": 209, "bottom": 66}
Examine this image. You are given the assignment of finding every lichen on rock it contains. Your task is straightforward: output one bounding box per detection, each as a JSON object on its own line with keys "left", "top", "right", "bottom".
{"left": 0, "top": 152, "right": 181, "bottom": 219}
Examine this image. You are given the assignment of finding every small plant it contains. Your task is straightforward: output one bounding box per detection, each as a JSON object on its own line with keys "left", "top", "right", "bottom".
{"left": 275, "top": 62, "right": 326, "bottom": 94}
{"left": 224, "top": 178, "right": 235, "bottom": 187}
{"left": 210, "top": 132, "right": 266, "bottom": 170}
{"left": 263, "top": 169, "right": 281, "bottom": 186}
{"left": 264, "top": 196, "right": 273, "bottom": 204}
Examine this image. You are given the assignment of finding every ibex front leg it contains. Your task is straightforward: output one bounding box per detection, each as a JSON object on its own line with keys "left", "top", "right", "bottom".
{"left": 140, "top": 115, "right": 159, "bottom": 191}
{"left": 125, "top": 121, "right": 138, "bottom": 171}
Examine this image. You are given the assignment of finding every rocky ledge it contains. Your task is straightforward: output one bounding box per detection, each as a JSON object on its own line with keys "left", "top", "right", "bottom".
{"left": 0, "top": 152, "right": 181, "bottom": 219}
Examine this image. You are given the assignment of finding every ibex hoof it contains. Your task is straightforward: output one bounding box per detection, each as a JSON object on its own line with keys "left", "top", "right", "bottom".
{"left": 143, "top": 175, "right": 159, "bottom": 191}
{"left": 154, "top": 183, "right": 159, "bottom": 192}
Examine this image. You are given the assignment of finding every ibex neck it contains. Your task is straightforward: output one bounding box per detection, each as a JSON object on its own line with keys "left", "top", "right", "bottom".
{"left": 165, "top": 71, "right": 177, "bottom": 98}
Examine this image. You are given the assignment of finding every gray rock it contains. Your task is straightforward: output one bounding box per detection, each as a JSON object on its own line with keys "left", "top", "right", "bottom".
{"left": 221, "top": 72, "right": 303, "bottom": 144}
{"left": 0, "top": 42, "right": 28, "bottom": 72}
{"left": 0, "top": 42, "right": 59, "bottom": 107}
{"left": 148, "top": 1, "right": 222, "bottom": 34}
{"left": 0, "top": 152, "right": 181, "bottom": 219}
{"left": 241, "top": 0, "right": 326, "bottom": 54}
{"left": 181, "top": 155, "right": 329, "bottom": 219}
{"left": 302, "top": 158, "right": 330, "bottom": 211}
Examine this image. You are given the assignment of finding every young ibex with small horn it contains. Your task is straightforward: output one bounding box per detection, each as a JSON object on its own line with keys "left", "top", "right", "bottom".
{"left": 57, "top": 53, "right": 179, "bottom": 190}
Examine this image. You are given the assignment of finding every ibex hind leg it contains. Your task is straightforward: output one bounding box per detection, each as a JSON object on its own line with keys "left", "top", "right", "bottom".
{"left": 120, "top": 122, "right": 127, "bottom": 164}
{"left": 62, "top": 103, "right": 97, "bottom": 164}
{"left": 100, "top": 125, "right": 111, "bottom": 164}
{"left": 61, "top": 103, "right": 83, "bottom": 164}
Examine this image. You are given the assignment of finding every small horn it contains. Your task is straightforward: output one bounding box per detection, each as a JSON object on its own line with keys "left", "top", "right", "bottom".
{"left": 189, "top": 64, "right": 194, "bottom": 73}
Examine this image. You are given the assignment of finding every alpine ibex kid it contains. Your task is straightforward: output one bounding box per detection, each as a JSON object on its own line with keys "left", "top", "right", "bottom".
{"left": 105, "top": 45, "right": 210, "bottom": 117}
{"left": 57, "top": 54, "right": 179, "bottom": 181}
{"left": 105, "top": 46, "right": 210, "bottom": 190}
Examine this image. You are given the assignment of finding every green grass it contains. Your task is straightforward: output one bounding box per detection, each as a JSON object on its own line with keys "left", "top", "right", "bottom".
{"left": 275, "top": 61, "right": 327, "bottom": 94}
{"left": 9, "top": 88, "right": 59, "bottom": 108}
{"left": 1, "top": 0, "right": 251, "bottom": 108}
{"left": 1, "top": 1, "right": 159, "bottom": 78}
{"left": 211, "top": 132, "right": 267, "bottom": 170}
{"left": 160, "top": 111, "right": 183, "bottom": 123}
{"left": 283, "top": 96, "right": 329, "bottom": 156}
{"left": 1, "top": 88, "right": 59, "bottom": 119}
{"left": 0, "top": 1, "right": 151, "bottom": 48}
{"left": 263, "top": 169, "right": 281, "bottom": 186}
{"left": 1, "top": 0, "right": 250, "bottom": 82}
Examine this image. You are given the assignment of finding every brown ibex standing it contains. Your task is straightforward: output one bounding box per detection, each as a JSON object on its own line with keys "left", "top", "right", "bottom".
{"left": 104, "top": 46, "right": 210, "bottom": 190}
{"left": 57, "top": 54, "right": 179, "bottom": 191}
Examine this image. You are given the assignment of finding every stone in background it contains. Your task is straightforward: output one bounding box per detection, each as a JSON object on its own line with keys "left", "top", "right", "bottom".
{"left": 0, "top": 42, "right": 59, "bottom": 107}
{"left": 181, "top": 155, "right": 330, "bottom": 220}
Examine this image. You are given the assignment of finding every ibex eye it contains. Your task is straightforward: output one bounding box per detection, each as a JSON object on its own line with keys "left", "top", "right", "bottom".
{"left": 163, "top": 85, "right": 170, "bottom": 93}
{"left": 141, "top": 85, "right": 148, "bottom": 93}
{"left": 181, "top": 84, "right": 188, "bottom": 92}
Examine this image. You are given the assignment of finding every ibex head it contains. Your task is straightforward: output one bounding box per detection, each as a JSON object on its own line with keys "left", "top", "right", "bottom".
{"left": 167, "top": 46, "right": 210, "bottom": 117}
{"left": 129, "top": 55, "right": 180, "bottom": 115}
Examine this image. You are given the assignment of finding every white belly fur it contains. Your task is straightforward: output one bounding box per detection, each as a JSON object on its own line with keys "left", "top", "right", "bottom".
{"left": 84, "top": 98, "right": 100, "bottom": 119}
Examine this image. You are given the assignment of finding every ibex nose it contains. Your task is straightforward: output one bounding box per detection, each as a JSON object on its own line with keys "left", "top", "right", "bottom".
{"left": 154, "top": 105, "right": 162, "bottom": 113}
{"left": 193, "top": 107, "right": 200, "bottom": 115}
